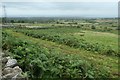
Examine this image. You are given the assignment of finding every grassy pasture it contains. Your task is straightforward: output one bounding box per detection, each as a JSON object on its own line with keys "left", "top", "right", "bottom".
{"left": 14, "top": 27, "right": 118, "bottom": 56}
{"left": 2, "top": 29, "right": 118, "bottom": 78}
{"left": 74, "top": 30, "right": 118, "bottom": 52}
{"left": 2, "top": 18, "right": 119, "bottom": 79}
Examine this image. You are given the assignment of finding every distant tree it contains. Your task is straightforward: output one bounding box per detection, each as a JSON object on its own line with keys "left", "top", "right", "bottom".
{"left": 2, "top": 18, "right": 6, "bottom": 24}
{"left": 111, "top": 25, "right": 117, "bottom": 27}
{"left": 77, "top": 25, "right": 81, "bottom": 28}
{"left": 74, "top": 22, "right": 77, "bottom": 24}
{"left": 17, "top": 20, "right": 25, "bottom": 23}
{"left": 56, "top": 21, "right": 59, "bottom": 24}
{"left": 10, "top": 20, "right": 15, "bottom": 23}
{"left": 21, "top": 20, "right": 25, "bottom": 23}
{"left": 81, "top": 25, "right": 84, "bottom": 26}
{"left": 91, "top": 25, "right": 96, "bottom": 29}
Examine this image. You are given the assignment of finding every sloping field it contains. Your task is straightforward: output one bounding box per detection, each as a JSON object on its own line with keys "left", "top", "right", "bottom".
{"left": 15, "top": 28, "right": 119, "bottom": 56}
{"left": 74, "top": 30, "right": 118, "bottom": 52}
{"left": 2, "top": 29, "right": 118, "bottom": 78}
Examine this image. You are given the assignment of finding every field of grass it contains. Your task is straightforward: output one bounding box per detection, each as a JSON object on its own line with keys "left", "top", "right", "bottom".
{"left": 14, "top": 27, "right": 118, "bottom": 56}
{"left": 74, "top": 30, "right": 118, "bottom": 52}
{"left": 2, "top": 18, "right": 119, "bottom": 79}
{"left": 2, "top": 27, "right": 118, "bottom": 78}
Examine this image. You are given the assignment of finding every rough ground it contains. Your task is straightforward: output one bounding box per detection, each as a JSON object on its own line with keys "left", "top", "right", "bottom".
{"left": 4, "top": 29, "right": 118, "bottom": 78}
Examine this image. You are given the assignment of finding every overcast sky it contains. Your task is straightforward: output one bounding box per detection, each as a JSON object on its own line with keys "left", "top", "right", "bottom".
{"left": 0, "top": 0, "right": 119, "bottom": 18}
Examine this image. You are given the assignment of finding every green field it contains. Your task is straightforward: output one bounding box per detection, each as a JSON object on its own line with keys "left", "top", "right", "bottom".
{"left": 14, "top": 27, "right": 118, "bottom": 56}
{"left": 2, "top": 18, "right": 119, "bottom": 79}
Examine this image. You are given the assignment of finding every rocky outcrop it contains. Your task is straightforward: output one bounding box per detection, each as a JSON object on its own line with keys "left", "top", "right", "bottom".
{"left": 1, "top": 52, "right": 25, "bottom": 80}
{"left": 5, "top": 59, "right": 17, "bottom": 68}
{"left": 2, "top": 66, "right": 23, "bottom": 80}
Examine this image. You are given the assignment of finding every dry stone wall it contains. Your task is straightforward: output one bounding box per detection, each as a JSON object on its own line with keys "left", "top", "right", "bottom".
{"left": 1, "top": 52, "right": 25, "bottom": 80}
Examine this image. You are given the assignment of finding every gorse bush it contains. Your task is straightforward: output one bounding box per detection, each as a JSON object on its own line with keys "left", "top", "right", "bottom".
{"left": 2, "top": 30, "right": 110, "bottom": 79}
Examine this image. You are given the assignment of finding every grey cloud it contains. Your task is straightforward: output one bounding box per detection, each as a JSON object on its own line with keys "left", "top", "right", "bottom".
{"left": 1, "top": 2, "right": 117, "bottom": 17}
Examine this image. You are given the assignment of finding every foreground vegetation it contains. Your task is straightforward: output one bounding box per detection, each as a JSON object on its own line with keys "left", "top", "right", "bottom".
{"left": 2, "top": 17, "right": 119, "bottom": 79}
{"left": 2, "top": 29, "right": 112, "bottom": 79}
